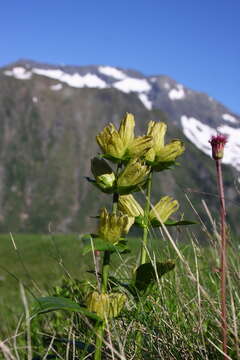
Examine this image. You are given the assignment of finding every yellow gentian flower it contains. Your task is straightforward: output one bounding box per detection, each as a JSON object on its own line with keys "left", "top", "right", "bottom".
{"left": 117, "top": 159, "right": 150, "bottom": 189}
{"left": 98, "top": 208, "right": 134, "bottom": 244}
{"left": 118, "top": 194, "right": 144, "bottom": 218}
{"left": 96, "top": 113, "right": 152, "bottom": 162}
{"left": 86, "top": 291, "right": 127, "bottom": 320}
{"left": 145, "top": 121, "right": 185, "bottom": 167}
{"left": 149, "top": 196, "right": 179, "bottom": 223}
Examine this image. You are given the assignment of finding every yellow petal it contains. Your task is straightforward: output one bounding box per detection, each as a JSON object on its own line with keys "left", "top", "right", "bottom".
{"left": 118, "top": 113, "right": 135, "bottom": 148}
{"left": 145, "top": 148, "right": 156, "bottom": 162}
{"left": 128, "top": 136, "right": 153, "bottom": 157}
{"left": 149, "top": 196, "right": 179, "bottom": 223}
{"left": 86, "top": 292, "right": 127, "bottom": 319}
{"left": 98, "top": 208, "right": 133, "bottom": 244}
{"left": 117, "top": 159, "right": 150, "bottom": 188}
{"left": 147, "top": 121, "right": 167, "bottom": 152}
{"left": 156, "top": 140, "right": 185, "bottom": 162}
{"left": 96, "top": 123, "right": 117, "bottom": 153}
{"left": 118, "top": 195, "right": 144, "bottom": 217}
{"left": 107, "top": 132, "right": 126, "bottom": 159}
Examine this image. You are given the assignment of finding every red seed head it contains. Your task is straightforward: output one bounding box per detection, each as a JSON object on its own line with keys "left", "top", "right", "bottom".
{"left": 209, "top": 134, "right": 228, "bottom": 160}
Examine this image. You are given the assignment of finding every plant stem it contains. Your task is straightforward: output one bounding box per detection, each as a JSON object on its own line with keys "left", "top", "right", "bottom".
{"left": 102, "top": 251, "right": 110, "bottom": 293}
{"left": 136, "top": 171, "right": 152, "bottom": 356}
{"left": 215, "top": 159, "right": 228, "bottom": 359}
{"left": 101, "top": 192, "right": 119, "bottom": 292}
{"left": 140, "top": 171, "right": 152, "bottom": 265}
{"left": 94, "top": 323, "right": 104, "bottom": 360}
{"left": 95, "top": 191, "right": 119, "bottom": 359}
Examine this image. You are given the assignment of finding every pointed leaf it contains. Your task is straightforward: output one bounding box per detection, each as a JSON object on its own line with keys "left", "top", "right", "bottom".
{"left": 108, "top": 276, "right": 138, "bottom": 298}
{"left": 32, "top": 296, "right": 101, "bottom": 321}
{"left": 164, "top": 219, "right": 197, "bottom": 226}
{"left": 114, "top": 240, "right": 130, "bottom": 254}
{"left": 150, "top": 218, "right": 197, "bottom": 227}
{"left": 135, "top": 261, "right": 175, "bottom": 291}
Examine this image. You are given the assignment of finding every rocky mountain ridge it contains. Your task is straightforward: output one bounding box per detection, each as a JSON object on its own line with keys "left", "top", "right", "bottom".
{"left": 3, "top": 59, "right": 240, "bottom": 171}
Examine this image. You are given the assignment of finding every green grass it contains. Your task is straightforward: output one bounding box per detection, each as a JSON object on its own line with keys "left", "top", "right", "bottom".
{"left": 0, "top": 232, "right": 240, "bottom": 359}
{"left": 0, "top": 233, "right": 90, "bottom": 336}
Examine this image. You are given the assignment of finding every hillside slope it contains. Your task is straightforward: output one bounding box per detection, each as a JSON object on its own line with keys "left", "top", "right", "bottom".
{"left": 0, "top": 61, "right": 239, "bottom": 234}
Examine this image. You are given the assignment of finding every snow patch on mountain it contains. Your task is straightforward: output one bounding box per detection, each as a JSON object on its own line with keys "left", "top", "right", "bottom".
{"left": 164, "top": 82, "right": 170, "bottom": 89}
{"left": 4, "top": 66, "right": 107, "bottom": 89}
{"left": 4, "top": 67, "right": 32, "bottom": 80}
{"left": 181, "top": 115, "right": 240, "bottom": 170}
{"left": 3, "top": 65, "right": 154, "bottom": 110}
{"left": 222, "top": 113, "right": 237, "bottom": 123}
{"left": 98, "top": 66, "right": 126, "bottom": 80}
{"left": 138, "top": 94, "right": 152, "bottom": 110}
{"left": 33, "top": 68, "right": 107, "bottom": 88}
{"left": 113, "top": 78, "right": 151, "bottom": 93}
{"left": 50, "top": 83, "right": 63, "bottom": 91}
{"left": 217, "top": 124, "right": 240, "bottom": 168}
{"left": 169, "top": 84, "right": 185, "bottom": 100}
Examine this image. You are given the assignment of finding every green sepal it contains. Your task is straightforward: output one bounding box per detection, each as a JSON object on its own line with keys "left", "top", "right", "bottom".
{"left": 85, "top": 177, "right": 115, "bottom": 194}
{"left": 102, "top": 153, "right": 130, "bottom": 164}
{"left": 32, "top": 296, "right": 101, "bottom": 322}
{"left": 82, "top": 237, "right": 116, "bottom": 254}
{"left": 115, "top": 240, "right": 131, "bottom": 254}
{"left": 135, "top": 261, "right": 175, "bottom": 291}
{"left": 86, "top": 178, "right": 147, "bottom": 195}
{"left": 134, "top": 215, "right": 148, "bottom": 228}
{"left": 146, "top": 160, "right": 176, "bottom": 172}
{"left": 116, "top": 184, "right": 143, "bottom": 195}
{"left": 150, "top": 218, "right": 197, "bottom": 227}
{"left": 82, "top": 236, "right": 130, "bottom": 255}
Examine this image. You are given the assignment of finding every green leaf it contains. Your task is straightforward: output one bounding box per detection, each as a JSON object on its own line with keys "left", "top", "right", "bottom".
{"left": 88, "top": 178, "right": 115, "bottom": 194}
{"left": 135, "top": 261, "right": 175, "bottom": 291}
{"left": 32, "top": 296, "right": 101, "bottom": 321}
{"left": 164, "top": 219, "right": 197, "bottom": 226}
{"left": 114, "top": 240, "right": 130, "bottom": 254}
{"left": 150, "top": 218, "right": 197, "bottom": 227}
{"left": 109, "top": 276, "right": 138, "bottom": 298}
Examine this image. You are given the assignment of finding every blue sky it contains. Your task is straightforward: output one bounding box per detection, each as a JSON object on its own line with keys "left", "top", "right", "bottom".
{"left": 1, "top": 0, "right": 239, "bottom": 113}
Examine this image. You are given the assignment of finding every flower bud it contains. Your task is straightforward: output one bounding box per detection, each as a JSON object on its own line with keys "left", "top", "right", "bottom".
{"left": 91, "top": 157, "right": 115, "bottom": 190}
{"left": 86, "top": 291, "right": 127, "bottom": 320}
{"left": 98, "top": 208, "right": 134, "bottom": 244}
{"left": 209, "top": 134, "right": 227, "bottom": 160}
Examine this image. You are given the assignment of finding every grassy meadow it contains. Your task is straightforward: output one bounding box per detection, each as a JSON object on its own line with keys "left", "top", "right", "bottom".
{"left": 0, "top": 226, "right": 239, "bottom": 359}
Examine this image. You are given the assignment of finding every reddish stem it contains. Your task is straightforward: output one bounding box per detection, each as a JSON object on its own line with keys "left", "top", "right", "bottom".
{"left": 216, "top": 159, "right": 227, "bottom": 359}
